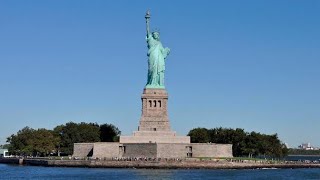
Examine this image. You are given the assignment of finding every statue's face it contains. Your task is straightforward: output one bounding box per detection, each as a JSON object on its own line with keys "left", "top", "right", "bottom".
{"left": 152, "top": 32, "right": 160, "bottom": 40}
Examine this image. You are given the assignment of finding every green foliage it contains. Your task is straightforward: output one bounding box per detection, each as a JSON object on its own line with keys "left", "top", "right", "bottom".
{"left": 54, "top": 122, "right": 101, "bottom": 155}
{"left": 0, "top": 144, "right": 10, "bottom": 149}
{"left": 187, "top": 128, "right": 210, "bottom": 143}
{"left": 288, "top": 149, "right": 320, "bottom": 155}
{"left": 188, "top": 127, "right": 288, "bottom": 158}
{"left": 100, "top": 123, "right": 121, "bottom": 142}
{"left": 6, "top": 127, "right": 59, "bottom": 156}
{"left": 7, "top": 122, "right": 121, "bottom": 156}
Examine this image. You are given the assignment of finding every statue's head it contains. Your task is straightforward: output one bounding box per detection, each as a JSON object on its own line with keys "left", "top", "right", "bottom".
{"left": 152, "top": 32, "right": 160, "bottom": 40}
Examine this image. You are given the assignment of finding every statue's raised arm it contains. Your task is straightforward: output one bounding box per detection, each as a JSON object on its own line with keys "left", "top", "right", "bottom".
{"left": 145, "top": 10, "right": 151, "bottom": 37}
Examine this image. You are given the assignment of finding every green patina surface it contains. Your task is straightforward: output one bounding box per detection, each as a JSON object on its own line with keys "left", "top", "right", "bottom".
{"left": 145, "top": 10, "right": 170, "bottom": 89}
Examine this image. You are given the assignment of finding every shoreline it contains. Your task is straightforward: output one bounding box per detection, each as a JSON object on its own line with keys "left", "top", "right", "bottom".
{"left": 287, "top": 154, "right": 320, "bottom": 157}
{"left": 1, "top": 158, "right": 320, "bottom": 169}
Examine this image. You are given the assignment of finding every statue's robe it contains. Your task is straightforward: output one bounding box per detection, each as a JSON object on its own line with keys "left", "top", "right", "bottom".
{"left": 146, "top": 35, "right": 168, "bottom": 87}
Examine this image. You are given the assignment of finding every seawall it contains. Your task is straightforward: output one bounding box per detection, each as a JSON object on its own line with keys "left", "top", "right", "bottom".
{"left": 1, "top": 158, "right": 320, "bottom": 169}
{"left": 0, "top": 158, "right": 21, "bottom": 165}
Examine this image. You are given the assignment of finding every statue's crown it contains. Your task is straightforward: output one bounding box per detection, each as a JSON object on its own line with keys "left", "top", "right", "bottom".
{"left": 152, "top": 28, "right": 160, "bottom": 34}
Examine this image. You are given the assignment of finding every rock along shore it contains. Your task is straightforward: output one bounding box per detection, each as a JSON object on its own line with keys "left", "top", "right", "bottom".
{"left": 1, "top": 158, "right": 320, "bottom": 169}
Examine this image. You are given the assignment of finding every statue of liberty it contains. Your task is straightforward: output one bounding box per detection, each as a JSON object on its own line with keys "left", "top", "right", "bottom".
{"left": 145, "top": 10, "right": 170, "bottom": 88}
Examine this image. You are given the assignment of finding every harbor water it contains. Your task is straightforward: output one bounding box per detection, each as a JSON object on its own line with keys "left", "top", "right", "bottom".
{"left": 1, "top": 163, "right": 320, "bottom": 180}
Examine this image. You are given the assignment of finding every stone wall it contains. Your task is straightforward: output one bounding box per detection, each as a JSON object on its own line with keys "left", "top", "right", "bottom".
{"left": 123, "top": 143, "right": 157, "bottom": 158}
{"left": 92, "top": 142, "right": 120, "bottom": 158}
{"left": 73, "top": 143, "right": 94, "bottom": 157}
{"left": 157, "top": 143, "right": 189, "bottom": 158}
{"left": 46, "top": 160, "right": 320, "bottom": 169}
{"left": 132, "top": 131, "right": 177, "bottom": 136}
{"left": 3, "top": 158, "right": 320, "bottom": 169}
{"left": 120, "top": 135, "right": 190, "bottom": 144}
{"left": 73, "top": 142, "right": 233, "bottom": 158}
{"left": 191, "top": 143, "right": 233, "bottom": 158}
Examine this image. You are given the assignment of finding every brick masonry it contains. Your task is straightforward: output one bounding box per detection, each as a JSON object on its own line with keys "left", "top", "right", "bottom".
{"left": 74, "top": 142, "right": 233, "bottom": 158}
{"left": 123, "top": 143, "right": 157, "bottom": 158}
{"left": 73, "top": 143, "right": 94, "bottom": 157}
{"left": 191, "top": 143, "right": 233, "bottom": 158}
{"left": 92, "top": 142, "right": 120, "bottom": 158}
{"left": 119, "top": 88, "right": 191, "bottom": 144}
{"left": 138, "top": 88, "right": 171, "bottom": 131}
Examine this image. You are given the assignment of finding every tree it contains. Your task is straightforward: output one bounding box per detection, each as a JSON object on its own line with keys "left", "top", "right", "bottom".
{"left": 7, "top": 126, "right": 35, "bottom": 155}
{"left": 54, "top": 122, "right": 100, "bottom": 155}
{"left": 188, "top": 127, "right": 288, "bottom": 158}
{"left": 6, "top": 127, "right": 59, "bottom": 156}
{"left": 100, "top": 123, "right": 121, "bottom": 142}
{"left": 0, "top": 144, "right": 10, "bottom": 149}
{"left": 30, "top": 129, "right": 59, "bottom": 156}
{"left": 187, "top": 128, "right": 210, "bottom": 143}
{"left": 7, "top": 122, "right": 122, "bottom": 156}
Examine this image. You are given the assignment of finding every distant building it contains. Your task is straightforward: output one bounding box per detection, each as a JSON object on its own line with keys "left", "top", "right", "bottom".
{"left": 0, "top": 149, "right": 9, "bottom": 157}
{"left": 298, "top": 143, "right": 314, "bottom": 150}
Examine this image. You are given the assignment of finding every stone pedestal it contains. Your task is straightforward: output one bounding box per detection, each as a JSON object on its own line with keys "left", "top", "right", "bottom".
{"left": 138, "top": 88, "right": 170, "bottom": 131}
{"left": 75, "top": 88, "right": 232, "bottom": 158}
{"left": 120, "top": 131, "right": 190, "bottom": 143}
{"left": 119, "top": 88, "right": 190, "bottom": 144}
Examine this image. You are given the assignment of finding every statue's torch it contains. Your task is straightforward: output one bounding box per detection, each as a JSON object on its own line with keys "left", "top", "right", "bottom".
{"left": 145, "top": 10, "right": 151, "bottom": 35}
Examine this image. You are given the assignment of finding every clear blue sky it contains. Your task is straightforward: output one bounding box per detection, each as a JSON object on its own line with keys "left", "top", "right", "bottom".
{"left": 0, "top": 0, "right": 319, "bottom": 148}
